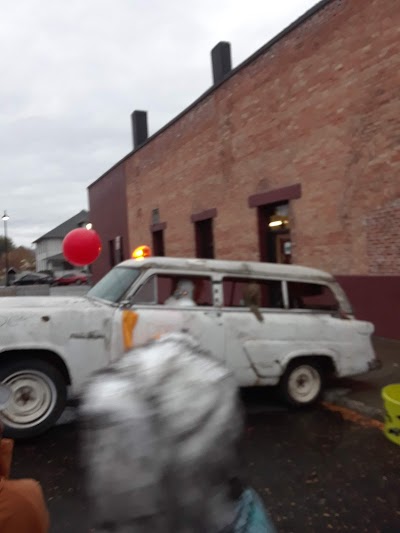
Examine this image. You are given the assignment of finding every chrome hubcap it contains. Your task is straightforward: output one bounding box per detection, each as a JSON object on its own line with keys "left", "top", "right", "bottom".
{"left": 1, "top": 371, "right": 56, "bottom": 428}
{"left": 288, "top": 365, "right": 321, "bottom": 403}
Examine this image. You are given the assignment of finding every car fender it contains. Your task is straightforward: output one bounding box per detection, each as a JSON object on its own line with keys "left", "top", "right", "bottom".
{"left": 279, "top": 347, "right": 339, "bottom": 374}
{"left": 0, "top": 343, "right": 72, "bottom": 385}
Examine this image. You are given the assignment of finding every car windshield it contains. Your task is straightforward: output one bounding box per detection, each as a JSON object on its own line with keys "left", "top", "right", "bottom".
{"left": 87, "top": 266, "right": 141, "bottom": 304}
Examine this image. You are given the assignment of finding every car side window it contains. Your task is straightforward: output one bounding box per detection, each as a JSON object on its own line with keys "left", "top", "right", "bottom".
{"left": 223, "top": 278, "right": 283, "bottom": 309}
{"left": 130, "top": 274, "right": 213, "bottom": 306}
{"left": 159, "top": 275, "right": 213, "bottom": 306}
{"left": 130, "top": 276, "right": 157, "bottom": 304}
{"left": 287, "top": 282, "right": 339, "bottom": 312}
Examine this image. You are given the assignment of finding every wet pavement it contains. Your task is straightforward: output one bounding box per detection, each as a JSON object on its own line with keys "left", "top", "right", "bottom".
{"left": 10, "top": 393, "right": 400, "bottom": 533}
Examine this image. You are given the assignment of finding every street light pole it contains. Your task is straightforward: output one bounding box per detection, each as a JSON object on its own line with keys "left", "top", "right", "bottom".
{"left": 2, "top": 211, "right": 10, "bottom": 287}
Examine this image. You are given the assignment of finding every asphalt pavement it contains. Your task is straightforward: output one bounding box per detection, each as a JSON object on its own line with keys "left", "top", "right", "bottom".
{"left": 10, "top": 393, "right": 400, "bottom": 533}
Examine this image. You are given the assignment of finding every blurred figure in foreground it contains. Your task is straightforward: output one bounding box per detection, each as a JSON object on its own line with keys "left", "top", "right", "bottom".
{"left": 0, "top": 385, "right": 49, "bottom": 533}
{"left": 81, "top": 333, "right": 275, "bottom": 532}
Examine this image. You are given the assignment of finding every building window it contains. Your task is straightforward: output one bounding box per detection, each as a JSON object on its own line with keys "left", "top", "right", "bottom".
{"left": 109, "top": 236, "right": 123, "bottom": 267}
{"left": 152, "top": 230, "right": 165, "bottom": 256}
{"left": 195, "top": 218, "right": 214, "bottom": 259}
{"left": 249, "top": 184, "right": 300, "bottom": 265}
{"left": 150, "top": 222, "right": 167, "bottom": 257}
{"left": 115, "top": 236, "right": 123, "bottom": 263}
{"left": 258, "top": 202, "right": 291, "bottom": 264}
{"left": 109, "top": 240, "right": 116, "bottom": 267}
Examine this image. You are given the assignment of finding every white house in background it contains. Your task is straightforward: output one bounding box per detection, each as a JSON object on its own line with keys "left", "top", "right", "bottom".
{"left": 33, "top": 210, "right": 89, "bottom": 273}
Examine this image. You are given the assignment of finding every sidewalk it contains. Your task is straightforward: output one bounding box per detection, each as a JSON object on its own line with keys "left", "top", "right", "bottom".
{"left": 324, "top": 337, "right": 400, "bottom": 420}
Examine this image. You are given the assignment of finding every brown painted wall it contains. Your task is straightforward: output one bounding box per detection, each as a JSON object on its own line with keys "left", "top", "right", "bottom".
{"left": 88, "top": 162, "right": 129, "bottom": 282}
{"left": 337, "top": 276, "right": 400, "bottom": 340}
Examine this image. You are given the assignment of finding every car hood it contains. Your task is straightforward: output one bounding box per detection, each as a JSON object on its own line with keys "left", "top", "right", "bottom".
{"left": 0, "top": 296, "right": 107, "bottom": 311}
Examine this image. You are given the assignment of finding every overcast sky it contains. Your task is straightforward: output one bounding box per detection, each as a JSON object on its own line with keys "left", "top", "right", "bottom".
{"left": 0, "top": 0, "right": 318, "bottom": 248}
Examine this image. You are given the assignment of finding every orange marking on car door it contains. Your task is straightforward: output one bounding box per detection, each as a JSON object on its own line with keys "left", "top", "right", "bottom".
{"left": 122, "top": 310, "right": 139, "bottom": 350}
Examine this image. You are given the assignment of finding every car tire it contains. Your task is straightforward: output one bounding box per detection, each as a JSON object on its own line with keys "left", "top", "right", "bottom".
{"left": 75, "top": 280, "right": 82, "bottom": 285}
{"left": 0, "top": 359, "right": 67, "bottom": 439}
{"left": 279, "top": 359, "right": 323, "bottom": 407}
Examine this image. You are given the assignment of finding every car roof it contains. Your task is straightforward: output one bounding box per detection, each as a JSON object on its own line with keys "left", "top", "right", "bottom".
{"left": 117, "top": 257, "right": 334, "bottom": 283}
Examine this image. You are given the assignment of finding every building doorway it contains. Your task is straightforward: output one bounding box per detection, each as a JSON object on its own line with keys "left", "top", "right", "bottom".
{"left": 109, "top": 236, "right": 124, "bottom": 267}
{"left": 195, "top": 218, "right": 215, "bottom": 259}
{"left": 258, "top": 203, "right": 291, "bottom": 263}
{"left": 152, "top": 229, "right": 165, "bottom": 256}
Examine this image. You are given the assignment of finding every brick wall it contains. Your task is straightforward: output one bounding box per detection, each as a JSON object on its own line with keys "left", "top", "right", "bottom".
{"left": 88, "top": 162, "right": 129, "bottom": 282}
{"left": 123, "top": 0, "right": 400, "bottom": 279}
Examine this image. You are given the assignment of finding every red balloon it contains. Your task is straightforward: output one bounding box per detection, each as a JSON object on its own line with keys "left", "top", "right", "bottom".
{"left": 62, "top": 228, "right": 102, "bottom": 266}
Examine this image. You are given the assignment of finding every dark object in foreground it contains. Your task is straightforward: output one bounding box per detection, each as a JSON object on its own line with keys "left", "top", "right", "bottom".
{"left": 80, "top": 333, "right": 275, "bottom": 532}
{"left": 0, "top": 388, "right": 50, "bottom": 533}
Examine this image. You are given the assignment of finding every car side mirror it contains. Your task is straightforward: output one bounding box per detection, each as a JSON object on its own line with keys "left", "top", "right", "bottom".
{"left": 119, "top": 298, "right": 133, "bottom": 309}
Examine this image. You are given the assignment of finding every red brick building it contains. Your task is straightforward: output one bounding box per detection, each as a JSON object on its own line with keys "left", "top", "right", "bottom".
{"left": 88, "top": 0, "right": 400, "bottom": 339}
{"left": 88, "top": 164, "right": 128, "bottom": 277}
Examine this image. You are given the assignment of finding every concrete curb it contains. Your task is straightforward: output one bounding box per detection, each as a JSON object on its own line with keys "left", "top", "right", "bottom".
{"left": 323, "top": 388, "right": 384, "bottom": 422}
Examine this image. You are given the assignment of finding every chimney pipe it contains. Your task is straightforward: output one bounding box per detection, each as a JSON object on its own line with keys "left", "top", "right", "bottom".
{"left": 131, "top": 110, "right": 148, "bottom": 149}
{"left": 211, "top": 42, "right": 232, "bottom": 85}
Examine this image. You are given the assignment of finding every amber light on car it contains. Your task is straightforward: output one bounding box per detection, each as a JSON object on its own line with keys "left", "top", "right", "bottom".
{"left": 132, "top": 245, "right": 152, "bottom": 260}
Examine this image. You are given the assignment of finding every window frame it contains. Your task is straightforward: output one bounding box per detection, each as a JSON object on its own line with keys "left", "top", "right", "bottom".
{"left": 130, "top": 275, "right": 158, "bottom": 305}
{"left": 152, "top": 229, "right": 165, "bottom": 257}
{"left": 195, "top": 218, "right": 215, "bottom": 259}
{"left": 127, "top": 270, "right": 216, "bottom": 308}
{"left": 88, "top": 266, "right": 142, "bottom": 306}
{"left": 124, "top": 269, "right": 345, "bottom": 315}
{"left": 221, "top": 275, "right": 286, "bottom": 312}
{"left": 283, "top": 280, "right": 341, "bottom": 314}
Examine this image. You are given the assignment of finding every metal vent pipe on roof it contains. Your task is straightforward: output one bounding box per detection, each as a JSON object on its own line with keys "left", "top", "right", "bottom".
{"left": 211, "top": 42, "right": 232, "bottom": 85}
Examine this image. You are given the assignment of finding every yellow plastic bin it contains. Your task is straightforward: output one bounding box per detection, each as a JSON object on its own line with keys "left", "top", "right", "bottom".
{"left": 382, "top": 384, "right": 400, "bottom": 446}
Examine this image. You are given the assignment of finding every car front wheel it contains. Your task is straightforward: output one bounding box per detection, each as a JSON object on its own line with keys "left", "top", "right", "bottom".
{"left": 280, "top": 360, "right": 323, "bottom": 407}
{"left": 0, "top": 359, "right": 67, "bottom": 439}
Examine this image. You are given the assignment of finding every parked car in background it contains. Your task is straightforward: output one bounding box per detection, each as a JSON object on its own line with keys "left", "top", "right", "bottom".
{"left": 12, "top": 272, "right": 54, "bottom": 286}
{"left": 53, "top": 272, "right": 89, "bottom": 286}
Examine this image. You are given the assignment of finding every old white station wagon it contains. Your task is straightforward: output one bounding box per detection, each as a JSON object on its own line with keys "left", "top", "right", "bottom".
{"left": 0, "top": 257, "right": 379, "bottom": 438}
